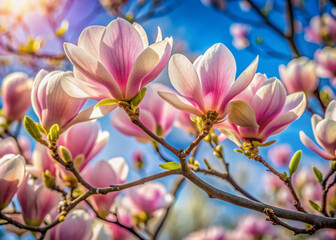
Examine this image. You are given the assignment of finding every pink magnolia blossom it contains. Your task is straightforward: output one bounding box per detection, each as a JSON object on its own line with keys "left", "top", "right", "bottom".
{"left": 315, "top": 47, "right": 336, "bottom": 84}
{"left": 122, "top": 182, "right": 172, "bottom": 218}
{"left": 158, "top": 43, "right": 259, "bottom": 126}
{"left": 230, "top": 24, "right": 250, "bottom": 50}
{"left": 184, "top": 226, "right": 226, "bottom": 240}
{"left": 27, "top": 143, "right": 57, "bottom": 178}
{"left": 17, "top": 177, "right": 60, "bottom": 226}
{"left": 58, "top": 120, "right": 109, "bottom": 170}
{"left": 2, "top": 72, "right": 33, "bottom": 121}
{"left": 111, "top": 83, "right": 177, "bottom": 142}
{"left": 62, "top": 18, "right": 172, "bottom": 102}
{"left": 300, "top": 100, "right": 336, "bottom": 160}
{"left": 83, "top": 158, "right": 128, "bottom": 217}
{"left": 279, "top": 57, "right": 318, "bottom": 95}
{"left": 32, "top": 70, "right": 113, "bottom": 132}
{"left": 92, "top": 220, "right": 113, "bottom": 240}
{"left": 218, "top": 73, "right": 306, "bottom": 145}
{"left": 47, "top": 209, "right": 93, "bottom": 240}
{"left": 106, "top": 208, "right": 134, "bottom": 240}
{"left": 267, "top": 144, "right": 292, "bottom": 167}
{"left": 305, "top": 13, "right": 336, "bottom": 44}
{"left": 0, "top": 154, "right": 26, "bottom": 210}
{"left": 175, "top": 111, "right": 199, "bottom": 136}
{"left": 0, "top": 137, "right": 31, "bottom": 161}
{"left": 132, "top": 150, "right": 144, "bottom": 169}
{"left": 233, "top": 214, "right": 273, "bottom": 238}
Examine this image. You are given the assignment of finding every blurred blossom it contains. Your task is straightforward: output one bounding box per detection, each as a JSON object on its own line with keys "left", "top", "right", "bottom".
{"left": 122, "top": 182, "right": 172, "bottom": 222}
{"left": 158, "top": 43, "right": 259, "bottom": 123}
{"left": 184, "top": 226, "right": 226, "bottom": 240}
{"left": 111, "top": 83, "right": 177, "bottom": 142}
{"left": 47, "top": 209, "right": 94, "bottom": 240}
{"left": 279, "top": 57, "right": 318, "bottom": 95}
{"left": 315, "top": 47, "right": 336, "bottom": 85}
{"left": 233, "top": 214, "right": 273, "bottom": 239}
{"left": 92, "top": 220, "right": 113, "bottom": 240}
{"left": 100, "top": 0, "right": 128, "bottom": 15}
{"left": 0, "top": 137, "right": 31, "bottom": 161}
{"left": 0, "top": 154, "right": 26, "bottom": 210}
{"left": 17, "top": 177, "right": 60, "bottom": 226}
{"left": 3, "top": 214, "right": 26, "bottom": 236}
{"left": 305, "top": 13, "right": 336, "bottom": 44}
{"left": 319, "top": 86, "right": 335, "bottom": 108}
{"left": 106, "top": 208, "right": 134, "bottom": 240}
{"left": 27, "top": 143, "right": 56, "bottom": 178}
{"left": 32, "top": 70, "right": 93, "bottom": 132}
{"left": 132, "top": 150, "right": 144, "bottom": 169}
{"left": 1, "top": 72, "right": 33, "bottom": 121}
{"left": 230, "top": 24, "right": 250, "bottom": 50}
{"left": 263, "top": 173, "right": 284, "bottom": 192}
{"left": 218, "top": 73, "right": 306, "bottom": 145}
{"left": 239, "top": 0, "right": 251, "bottom": 11}
{"left": 268, "top": 144, "right": 292, "bottom": 167}
{"left": 83, "top": 158, "right": 128, "bottom": 217}
{"left": 300, "top": 100, "right": 336, "bottom": 160}
{"left": 62, "top": 18, "right": 172, "bottom": 102}
{"left": 175, "top": 111, "right": 199, "bottom": 136}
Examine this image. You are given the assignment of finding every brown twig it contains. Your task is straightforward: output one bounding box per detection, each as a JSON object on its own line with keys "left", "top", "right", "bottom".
{"left": 321, "top": 169, "right": 336, "bottom": 216}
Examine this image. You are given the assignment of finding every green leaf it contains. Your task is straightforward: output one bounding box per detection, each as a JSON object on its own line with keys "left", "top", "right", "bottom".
{"left": 95, "top": 98, "right": 118, "bottom": 108}
{"left": 331, "top": 160, "right": 336, "bottom": 170}
{"left": 60, "top": 146, "right": 72, "bottom": 162}
{"left": 130, "top": 88, "right": 147, "bottom": 110}
{"left": 252, "top": 140, "right": 276, "bottom": 147}
{"left": 289, "top": 150, "right": 302, "bottom": 177}
{"left": 36, "top": 123, "right": 48, "bottom": 135}
{"left": 24, "top": 116, "right": 42, "bottom": 141}
{"left": 309, "top": 200, "right": 321, "bottom": 212}
{"left": 156, "top": 124, "right": 163, "bottom": 137}
{"left": 43, "top": 170, "right": 56, "bottom": 189}
{"left": 159, "top": 162, "right": 181, "bottom": 170}
{"left": 48, "top": 124, "right": 60, "bottom": 142}
{"left": 312, "top": 166, "right": 323, "bottom": 183}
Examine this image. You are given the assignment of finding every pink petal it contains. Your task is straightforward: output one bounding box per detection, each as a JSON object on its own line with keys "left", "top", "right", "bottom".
{"left": 78, "top": 25, "right": 105, "bottom": 58}
{"left": 158, "top": 91, "right": 203, "bottom": 116}
{"left": 325, "top": 100, "right": 336, "bottom": 120}
{"left": 31, "top": 69, "right": 49, "bottom": 119}
{"left": 315, "top": 119, "right": 336, "bottom": 154}
{"left": 168, "top": 54, "right": 204, "bottom": 111}
{"left": 108, "top": 157, "right": 128, "bottom": 183}
{"left": 132, "top": 22, "right": 149, "bottom": 48}
{"left": 99, "top": 18, "right": 144, "bottom": 95}
{"left": 197, "top": 43, "right": 237, "bottom": 110}
{"left": 300, "top": 131, "right": 335, "bottom": 160}
{"left": 64, "top": 43, "right": 123, "bottom": 100}
{"left": 125, "top": 38, "right": 172, "bottom": 99}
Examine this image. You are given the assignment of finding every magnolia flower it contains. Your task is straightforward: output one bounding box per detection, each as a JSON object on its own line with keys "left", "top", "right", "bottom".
{"left": 32, "top": 70, "right": 112, "bottom": 132}
{"left": 17, "top": 177, "right": 60, "bottom": 226}
{"left": 92, "top": 220, "right": 113, "bottom": 240}
{"left": 83, "top": 158, "right": 128, "bottom": 217}
{"left": 122, "top": 182, "right": 172, "bottom": 219}
{"left": 132, "top": 150, "right": 144, "bottom": 169}
{"left": 230, "top": 24, "right": 250, "bottom": 49}
{"left": 305, "top": 13, "right": 336, "bottom": 44}
{"left": 218, "top": 74, "right": 306, "bottom": 145}
{"left": 62, "top": 18, "right": 172, "bottom": 103}
{"left": 47, "top": 209, "right": 94, "bottom": 240}
{"left": 234, "top": 215, "right": 273, "bottom": 238}
{"left": 0, "top": 154, "right": 25, "bottom": 210}
{"left": 27, "top": 143, "right": 57, "bottom": 178}
{"left": 315, "top": 47, "right": 336, "bottom": 84}
{"left": 267, "top": 144, "right": 292, "bottom": 167}
{"left": 184, "top": 226, "right": 226, "bottom": 240}
{"left": 58, "top": 120, "right": 108, "bottom": 170}
{"left": 111, "top": 83, "right": 177, "bottom": 142}
{"left": 0, "top": 137, "right": 31, "bottom": 161}
{"left": 99, "top": 0, "right": 128, "bottom": 15}
{"left": 279, "top": 57, "right": 318, "bottom": 95}
{"left": 158, "top": 43, "right": 259, "bottom": 127}
{"left": 1, "top": 72, "right": 33, "bottom": 121}
{"left": 300, "top": 100, "right": 336, "bottom": 160}
{"left": 106, "top": 208, "right": 133, "bottom": 240}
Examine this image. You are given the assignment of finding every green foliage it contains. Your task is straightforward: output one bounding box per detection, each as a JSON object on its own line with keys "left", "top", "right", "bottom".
{"left": 289, "top": 150, "right": 302, "bottom": 177}
{"left": 24, "top": 116, "right": 42, "bottom": 141}
{"left": 159, "top": 162, "right": 181, "bottom": 170}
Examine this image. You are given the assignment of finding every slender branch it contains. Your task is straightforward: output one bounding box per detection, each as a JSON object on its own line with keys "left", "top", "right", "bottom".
{"left": 264, "top": 208, "right": 317, "bottom": 235}
{"left": 85, "top": 200, "right": 145, "bottom": 240}
{"left": 285, "top": 0, "right": 301, "bottom": 57}
{"left": 321, "top": 169, "right": 336, "bottom": 216}
{"left": 151, "top": 176, "right": 185, "bottom": 239}
{"left": 253, "top": 155, "right": 306, "bottom": 212}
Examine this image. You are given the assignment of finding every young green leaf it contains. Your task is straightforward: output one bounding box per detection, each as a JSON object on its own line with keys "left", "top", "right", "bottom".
{"left": 24, "top": 116, "right": 42, "bottom": 141}
{"left": 95, "top": 98, "right": 118, "bottom": 108}
{"left": 309, "top": 200, "right": 321, "bottom": 212}
{"left": 48, "top": 124, "right": 60, "bottom": 142}
{"left": 159, "top": 162, "right": 181, "bottom": 170}
{"left": 312, "top": 166, "right": 323, "bottom": 183}
{"left": 60, "top": 146, "right": 72, "bottom": 162}
{"left": 289, "top": 150, "right": 302, "bottom": 177}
